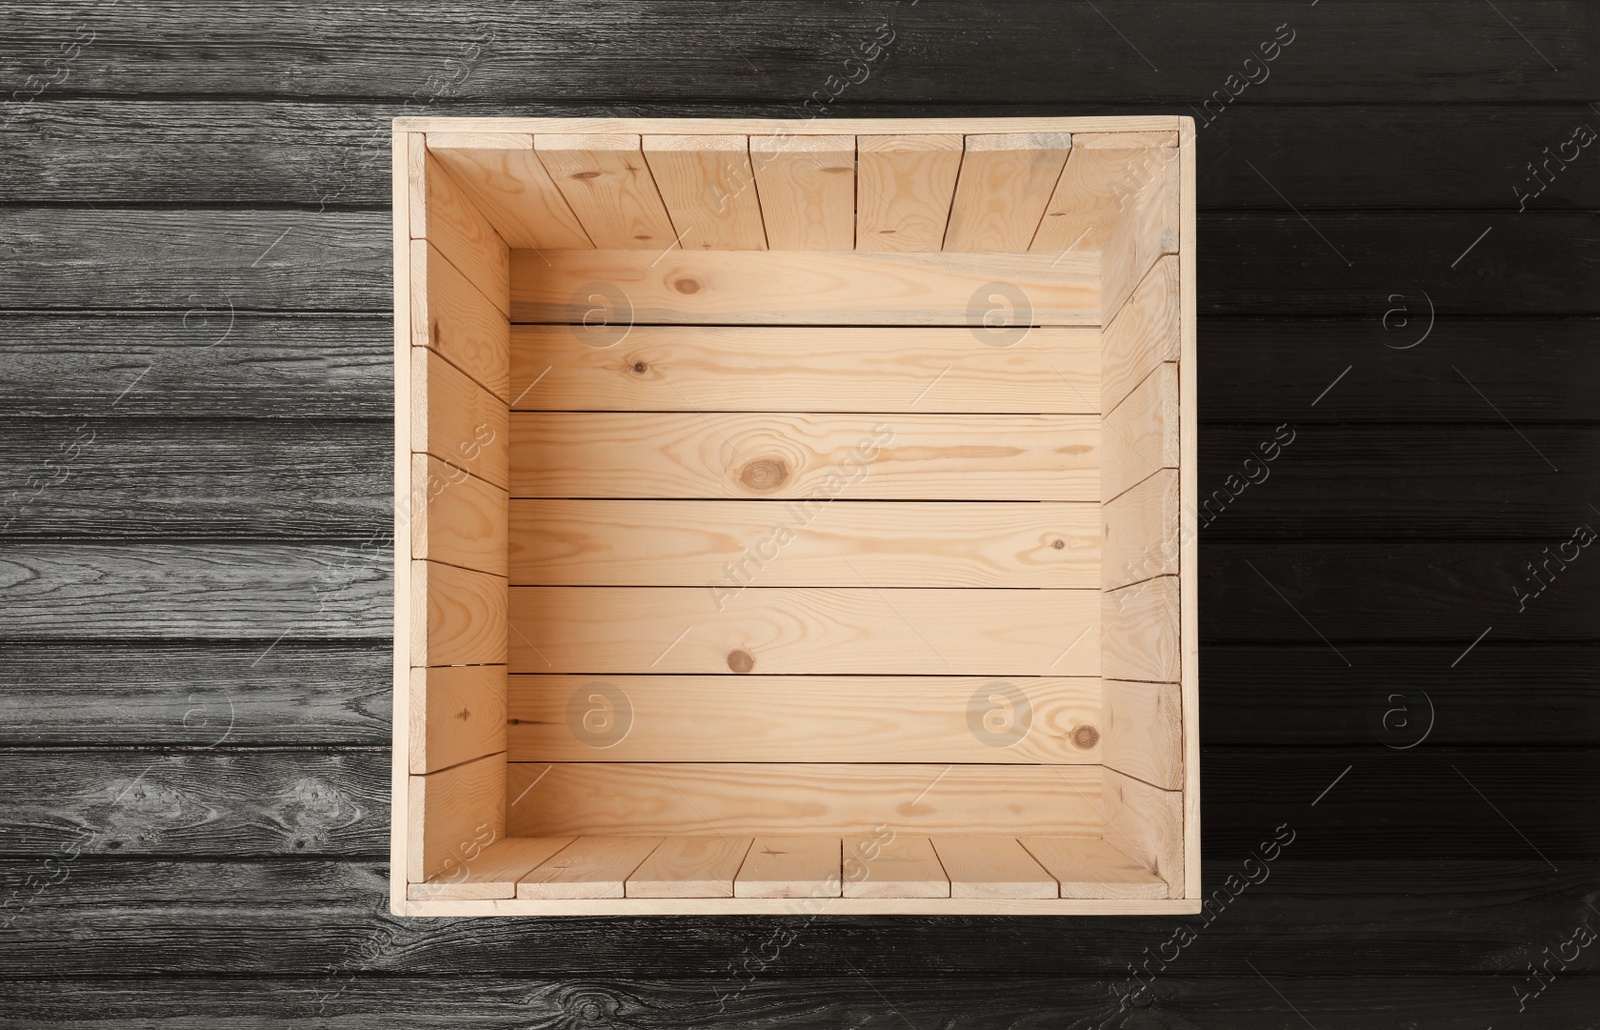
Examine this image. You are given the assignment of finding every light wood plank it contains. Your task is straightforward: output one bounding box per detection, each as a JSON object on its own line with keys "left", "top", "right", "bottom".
{"left": 406, "top": 752, "right": 504, "bottom": 883}
{"left": 734, "top": 837, "right": 842, "bottom": 898}
{"left": 1103, "top": 576, "right": 1180, "bottom": 684}
{"left": 1104, "top": 679, "right": 1183, "bottom": 790}
{"left": 843, "top": 835, "right": 948, "bottom": 898}
{"left": 505, "top": 764, "right": 1102, "bottom": 838}
{"left": 642, "top": 135, "right": 766, "bottom": 250}
{"left": 410, "top": 347, "right": 508, "bottom": 490}
{"left": 1178, "top": 115, "right": 1201, "bottom": 902}
{"left": 508, "top": 587, "right": 1099, "bottom": 676}
{"left": 425, "top": 132, "right": 592, "bottom": 251}
{"left": 1018, "top": 836, "right": 1169, "bottom": 900}
{"left": 750, "top": 134, "right": 855, "bottom": 249}
{"left": 410, "top": 560, "right": 508, "bottom": 668}
{"left": 943, "top": 133, "right": 1072, "bottom": 252}
{"left": 855, "top": 134, "right": 963, "bottom": 252}
{"left": 508, "top": 413, "right": 1098, "bottom": 501}
{"left": 1102, "top": 254, "right": 1180, "bottom": 414}
{"left": 1030, "top": 132, "right": 1178, "bottom": 257}
{"left": 411, "top": 454, "right": 506, "bottom": 578}
{"left": 411, "top": 895, "right": 1200, "bottom": 916}
{"left": 506, "top": 676, "right": 1102, "bottom": 764}
{"left": 932, "top": 837, "right": 1057, "bottom": 899}
{"left": 400, "top": 116, "right": 1186, "bottom": 137}
{"left": 1102, "top": 469, "right": 1180, "bottom": 591}
{"left": 409, "top": 147, "right": 509, "bottom": 314}
{"left": 533, "top": 134, "right": 677, "bottom": 249}
{"left": 409, "top": 664, "right": 507, "bottom": 774}
{"left": 1104, "top": 767, "right": 1182, "bottom": 898}
{"left": 1101, "top": 146, "right": 1179, "bottom": 316}
{"left": 508, "top": 249, "right": 1099, "bottom": 326}
{"left": 410, "top": 239, "right": 510, "bottom": 403}
{"left": 409, "top": 836, "right": 574, "bottom": 901}
{"left": 392, "top": 129, "right": 420, "bottom": 916}
{"left": 508, "top": 325, "right": 1099, "bottom": 413}
{"left": 516, "top": 836, "right": 662, "bottom": 899}
{"left": 508, "top": 500, "right": 1098, "bottom": 588}
{"left": 627, "top": 836, "right": 754, "bottom": 898}
{"left": 1102, "top": 362, "right": 1178, "bottom": 502}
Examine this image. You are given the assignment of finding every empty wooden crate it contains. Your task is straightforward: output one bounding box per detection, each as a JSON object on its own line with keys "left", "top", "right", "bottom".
{"left": 392, "top": 116, "right": 1198, "bottom": 915}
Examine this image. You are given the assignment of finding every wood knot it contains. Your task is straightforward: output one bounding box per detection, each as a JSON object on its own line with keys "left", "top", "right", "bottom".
{"left": 429, "top": 320, "right": 441, "bottom": 345}
{"left": 1071, "top": 724, "right": 1101, "bottom": 750}
{"left": 727, "top": 649, "right": 755, "bottom": 674}
{"left": 739, "top": 458, "right": 790, "bottom": 492}
{"left": 631, "top": 360, "right": 649, "bottom": 375}
{"left": 672, "top": 277, "right": 702, "bottom": 294}
{"left": 1051, "top": 539, "right": 1066, "bottom": 550}
{"left": 571, "top": 170, "right": 601, "bottom": 180}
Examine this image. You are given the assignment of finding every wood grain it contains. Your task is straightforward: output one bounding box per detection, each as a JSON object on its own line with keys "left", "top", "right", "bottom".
{"left": 843, "top": 835, "right": 948, "bottom": 898}
{"left": 425, "top": 133, "right": 592, "bottom": 251}
{"left": 1100, "top": 146, "right": 1179, "bottom": 315}
{"left": 406, "top": 752, "right": 505, "bottom": 883}
{"left": 1103, "top": 767, "right": 1183, "bottom": 897}
{"left": 508, "top": 587, "right": 1099, "bottom": 675}
{"left": 1101, "top": 361, "right": 1178, "bottom": 502}
{"left": 410, "top": 455, "right": 506, "bottom": 578}
{"left": 409, "top": 664, "right": 507, "bottom": 774}
{"left": 626, "top": 836, "right": 754, "bottom": 898}
{"left": 642, "top": 135, "right": 766, "bottom": 250}
{"left": 932, "top": 836, "right": 1056, "bottom": 899}
{"left": 1031, "top": 132, "right": 1178, "bottom": 256}
{"left": 1101, "top": 253, "right": 1180, "bottom": 414}
{"left": 943, "top": 134, "right": 1072, "bottom": 251}
{"left": 855, "top": 134, "right": 963, "bottom": 252}
{"left": 1102, "top": 468, "right": 1180, "bottom": 591}
{"left": 1103, "top": 679, "right": 1183, "bottom": 790}
{"left": 410, "top": 560, "right": 508, "bottom": 668}
{"left": 505, "top": 763, "right": 1102, "bottom": 837}
{"left": 410, "top": 346, "right": 509, "bottom": 490}
{"left": 411, "top": 240, "right": 511, "bottom": 403}
{"left": 749, "top": 134, "right": 855, "bottom": 249}
{"left": 533, "top": 134, "right": 677, "bottom": 249}
{"left": 409, "top": 149, "right": 510, "bottom": 314}
{"left": 508, "top": 412, "right": 1097, "bottom": 500}
{"left": 408, "top": 836, "right": 573, "bottom": 901}
{"left": 734, "top": 836, "right": 842, "bottom": 898}
{"left": 1018, "top": 836, "right": 1169, "bottom": 899}
{"left": 507, "top": 500, "right": 1099, "bottom": 588}
{"left": 515, "top": 836, "right": 661, "bottom": 899}
{"left": 1102, "top": 576, "right": 1180, "bottom": 684}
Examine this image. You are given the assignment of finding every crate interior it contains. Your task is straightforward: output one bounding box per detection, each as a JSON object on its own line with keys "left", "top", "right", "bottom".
{"left": 403, "top": 124, "right": 1189, "bottom": 907}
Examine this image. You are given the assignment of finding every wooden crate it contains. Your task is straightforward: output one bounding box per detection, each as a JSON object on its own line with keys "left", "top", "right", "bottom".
{"left": 391, "top": 116, "right": 1198, "bottom": 916}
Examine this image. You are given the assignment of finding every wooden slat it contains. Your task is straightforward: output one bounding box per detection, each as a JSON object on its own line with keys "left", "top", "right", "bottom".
{"left": 1102, "top": 469, "right": 1180, "bottom": 591}
{"left": 1018, "top": 836, "right": 1169, "bottom": 899}
{"left": 410, "top": 455, "right": 506, "bottom": 578}
{"left": 508, "top": 587, "right": 1099, "bottom": 676}
{"left": 410, "top": 560, "right": 508, "bottom": 668}
{"left": 1031, "top": 132, "right": 1178, "bottom": 257}
{"left": 749, "top": 134, "right": 855, "bottom": 249}
{"left": 1104, "top": 767, "right": 1182, "bottom": 897}
{"left": 515, "top": 836, "right": 662, "bottom": 899}
{"left": 508, "top": 413, "right": 1098, "bottom": 501}
{"left": 843, "top": 836, "right": 948, "bottom": 898}
{"left": 409, "top": 665, "right": 506, "bottom": 774}
{"left": 627, "top": 836, "right": 754, "bottom": 898}
{"left": 410, "top": 347, "right": 508, "bottom": 490}
{"left": 1101, "top": 146, "right": 1179, "bottom": 316}
{"left": 943, "top": 133, "right": 1072, "bottom": 252}
{"left": 1178, "top": 118, "right": 1200, "bottom": 903}
{"left": 1103, "top": 576, "right": 1179, "bottom": 684}
{"left": 505, "top": 764, "right": 1102, "bottom": 837}
{"left": 642, "top": 135, "right": 766, "bottom": 250}
{"left": 855, "top": 134, "right": 963, "bottom": 252}
{"left": 533, "top": 134, "right": 677, "bottom": 249}
{"left": 424, "top": 133, "right": 592, "bottom": 251}
{"left": 508, "top": 500, "right": 1098, "bottom": 588}
{"left": 408, "top": 836, "right": 573, "bottom": 901}
{"left": 406, "top": 752, "right": 504, "bottom": 883}
{"left": 1102, "top": 361, "right": 1178, "bottom": 502}
{"left": 506, "top": 676, "right": 1102, "bottom": 764}
{"left": 408, "top": 148, "right": 509, "bottom": 314}
{"left": 1104, "top": 680, "right": 1183, "bottom": 790}
{"left": 734, "top": 837, "right": 842, "bottom": 898}
{"left": 1101, "top": 254, "right": 1180, "bottom": 414}
{"left": 410, "top": 240, "right": 510, "bottom": 403}
{"left": 393, "top": 129, "right": 418, "bottom": 918}
{"left": 508, "top": 249, "right": 1099, "bottom": 326}
{"left": 932, "top": 837, "right": 1057, "bottom": 899}
{"left": 509, "top": 325, "right": 1101, "bottom": 413}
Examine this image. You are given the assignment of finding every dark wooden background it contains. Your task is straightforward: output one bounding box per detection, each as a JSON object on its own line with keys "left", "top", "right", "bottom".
{"left": 3, "top": 2, "right": 1598, "bottom": 1026}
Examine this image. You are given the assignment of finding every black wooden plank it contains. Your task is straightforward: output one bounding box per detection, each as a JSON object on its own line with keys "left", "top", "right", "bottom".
{"left": 0, "top": 858, "right": 1594, "bottom": 977}
{"left": 0, "top": 419, "right": 389, "bottom": 539}
{"left": 1202, "top": 542, "right": 1600, "bottom": 643}
{"left": 9, "top": 101, "right": 1600, "bottom": 211}
{"left": 1205, "top": 644, "right": 1600, "bottom": 747}
{"left": 1201, "top": 318, "right": 1600, "bottom": 423}
{"left": 4, "top": 1, "right": 1594, "bottom": 103}
{"left": 1, "top": 976, "right": 1598, "bottom": 1028}
{"left": 0, "top": 313, "right": 392, "bottom": 420}
{"left": 0, "top": 641, "right": 389, "bottom": 748}
{"left": 0, "top": 543, "right": 390, "bottom": 639}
